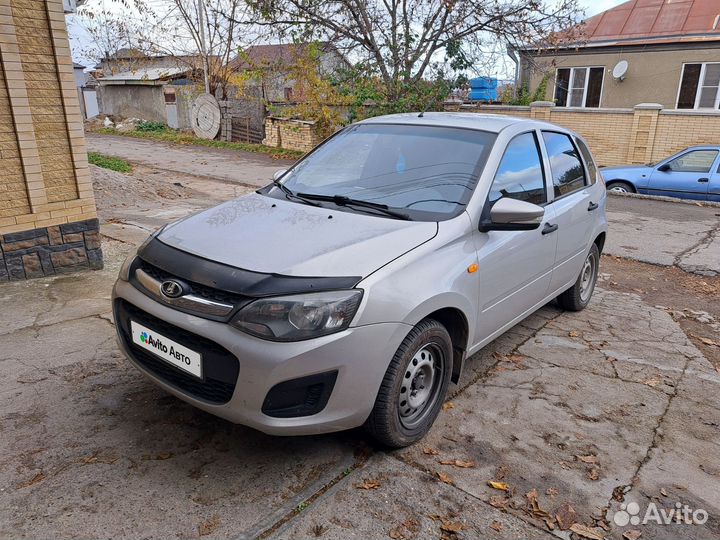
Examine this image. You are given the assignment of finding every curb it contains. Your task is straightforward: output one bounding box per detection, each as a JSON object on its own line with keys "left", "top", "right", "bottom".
{"left": 607, "top": 190, "right": 720, "bottom": 208}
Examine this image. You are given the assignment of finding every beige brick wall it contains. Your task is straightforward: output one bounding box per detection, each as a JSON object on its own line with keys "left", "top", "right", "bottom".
{"left": 263, "top": 117, "right": 323, "bottom": 153}
{"left": 449, "top": 102, "right": 720, "bottom": 168}
{"left": 0, "top": 0, "right": 96, "bottom": 236}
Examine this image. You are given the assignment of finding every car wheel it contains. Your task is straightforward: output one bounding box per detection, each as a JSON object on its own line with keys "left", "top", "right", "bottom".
{"left": 364, "top": 319, "right": 453, "bottom": 448}
{"left": 606, "top": 180, "right": 635, "bottom": 193}
{"left": 557, "top": 243, "right": 600, "bottom": 312}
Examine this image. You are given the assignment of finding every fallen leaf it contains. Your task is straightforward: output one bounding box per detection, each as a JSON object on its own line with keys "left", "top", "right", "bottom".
{"left": 546, "top": 487, "right": 559, "bottom": 498}
{"left": 569, "top": 523, "right": 604, "bottom": 540}
{"left": 555, "top": 503, "right": 577, "bottom": 530}
{"left": 575, "top": 455, "right": 598, "bottom": 464}
{"left": 423, "top": 447, "right": 440, "bottom": 456}
{"left": 198, "top": 514, "right": 220, "bottom": 537}
{"left": 15, "top": 472, "right": 45, "bottom": 489}
{"left": 490, "top": 520, "right": 503, "bottom": 532}
{"left": 440, "top": 520, "right": 464, "bottom": 533}
{"left": 641, "top": 378, "right": 661, "bottom": 387}
{"left": 660, "top": 488, "right": 668, "bottom": 497}
{"left": 544, "top": 517, "right": 556, "bottom": 530}
{"left": 439, "top": 459, "right": 475, "bottom": 468}
{"left": 156, "top": 452, "right": 173, "bottom": 460}
{"left": 526, "top": 488, "right": 550, "bottom": 518}
{"left": 569, "top": 330, "right": 581, "bottom": 337}
{"left": 588, "top": 468, "right": 600, "bottom": 481}
{"left": 402, "top": 519, "right": 419, "bottom": 533}
{"left": 437, "top": 471, "right": 454, "bottom": 485}
{"left": 355, "top": 479, "right": 381, "bottom": 490}
{"left": 487, "top": 480, "right": 509, "bottom": 491}
{"left": 388, "top": 526, "right": 405, "bottom": 539}
{"left": 442, "top": 402, "right": 455, "bottom": 411}
{"left": 489, "top": 495, "right": 509, "bottom": 508}
{"left": 623, "top": 530, "right": 642, "bottom": 540}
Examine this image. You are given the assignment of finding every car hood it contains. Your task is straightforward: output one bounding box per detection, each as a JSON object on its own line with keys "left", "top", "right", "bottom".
{"left": 157, "top": 193, "right": 438, "bottom": 277}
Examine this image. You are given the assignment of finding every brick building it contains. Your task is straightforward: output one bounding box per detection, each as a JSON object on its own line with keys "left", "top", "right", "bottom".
{"left": 0, "top": 0, "right": 101, "bottom": 280}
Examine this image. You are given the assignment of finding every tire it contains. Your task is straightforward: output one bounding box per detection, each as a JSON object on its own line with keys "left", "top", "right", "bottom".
{"left": 606, "top": 180, "right": 635, "bottom": 193}
{"left": 557, "top": 243, "right": 600, "bottom": 312}
{"left": 365, "top": 319, "right": 453, "bottom": 448}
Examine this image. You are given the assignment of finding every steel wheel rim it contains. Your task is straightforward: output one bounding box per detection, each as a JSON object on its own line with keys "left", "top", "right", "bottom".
{"left": 579, "top": 252, "right": 597, "bottom": 303}
{"left": 398, "top": 344, "right": 445, "bottom": 429}
{"left": 609, "top": 185, "right": 628, "bottom": 193}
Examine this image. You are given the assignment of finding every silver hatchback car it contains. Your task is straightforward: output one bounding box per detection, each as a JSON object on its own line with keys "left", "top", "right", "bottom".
{"left": 113, "top": 113, "right": 608, "bottom": 447}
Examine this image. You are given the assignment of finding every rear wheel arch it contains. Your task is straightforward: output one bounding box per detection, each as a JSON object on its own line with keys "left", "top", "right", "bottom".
{"left": 593, "top": 232, "right": 606, "bottom": 255}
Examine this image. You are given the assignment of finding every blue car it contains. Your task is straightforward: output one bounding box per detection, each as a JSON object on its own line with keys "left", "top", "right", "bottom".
{"left": 600, "top": 146, "right": 720, "bottom": 202}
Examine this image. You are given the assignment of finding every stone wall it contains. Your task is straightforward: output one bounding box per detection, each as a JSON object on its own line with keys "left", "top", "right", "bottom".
{"left": 0, "top": 218, "right": 101, "bottom": 280}
{"left": 446, "top": 101, "right": 720, "bottom": 167}
{"left": 263, "top": 117, "right": 322, "bottom": 152}
{"left": 0, "top": 0, "right": 101, "bottom": 280}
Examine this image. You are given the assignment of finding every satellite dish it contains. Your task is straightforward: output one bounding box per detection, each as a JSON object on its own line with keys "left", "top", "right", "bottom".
{"left": 612, "top": 60, "right": 629, "bottom": 81}
{"left": 191, "top": 94, "right": 221, "bottom": 139}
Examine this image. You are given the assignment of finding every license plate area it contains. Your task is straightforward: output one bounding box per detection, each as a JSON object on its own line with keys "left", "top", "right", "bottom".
{"left": 130, "top": 320, "right": 202, "bottom": 379}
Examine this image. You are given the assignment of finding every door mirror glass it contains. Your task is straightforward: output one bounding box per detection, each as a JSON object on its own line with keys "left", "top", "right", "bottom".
{"left": 480, "top": 198, "right": 545, "bottom": 231}
{"left": 273, "top": 169, "right": 288, "bottom": 181}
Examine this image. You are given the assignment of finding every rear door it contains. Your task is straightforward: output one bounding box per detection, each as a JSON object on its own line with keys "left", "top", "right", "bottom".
{"left": 646, "top": 149, "right": 718, "bottom": 200}
{"left": 541, "top": 131, "right": 599, "bottom": 293}
{"left": 475, "top": 131, "right": 557, "bottom": 342}
{"left": 709, "top": 159, "right": 720, "bottom": 203}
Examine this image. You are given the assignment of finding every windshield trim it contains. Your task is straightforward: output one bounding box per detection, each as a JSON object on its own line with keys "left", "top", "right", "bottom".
{"left": 270, "top": 122, "right": 497, "bottom": 222}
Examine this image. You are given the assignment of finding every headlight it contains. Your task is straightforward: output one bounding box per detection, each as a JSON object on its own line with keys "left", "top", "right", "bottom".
{"left": 117, "top": 225, "right": 166, "bottom": 281}
{"left": 231, "top": 290, "right": 363, "bottom": 341}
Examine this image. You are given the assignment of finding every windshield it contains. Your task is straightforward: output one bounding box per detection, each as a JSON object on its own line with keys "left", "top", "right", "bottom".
{"left": 275, "top": 123, "right": 496, "bottom": 221}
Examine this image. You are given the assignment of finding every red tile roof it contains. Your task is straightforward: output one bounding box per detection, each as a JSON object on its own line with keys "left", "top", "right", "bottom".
{"left": 570, "top": 0, "right": 720, "bottom": 47}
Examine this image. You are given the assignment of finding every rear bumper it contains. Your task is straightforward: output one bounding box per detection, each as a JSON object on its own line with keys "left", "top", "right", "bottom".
{"left": 112, "top": 279, "right": 411, "bottom": 435}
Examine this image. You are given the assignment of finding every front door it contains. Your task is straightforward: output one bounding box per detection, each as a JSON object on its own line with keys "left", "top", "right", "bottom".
{"left": 647, "top": 149, "right": 718, "bottom": 200}
{"left": 475, "top": 131, "right": 557, "bottom": 344}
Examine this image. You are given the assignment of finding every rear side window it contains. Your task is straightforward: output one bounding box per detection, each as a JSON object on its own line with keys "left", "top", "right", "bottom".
{"left": 542, "top": 132, "right": 586, "bottom": 198}
{"left": 489, "top": 132, "right": 546, "bottom": 206}
{"left": 574, "top": 137, "right": 598, "bottom": 184}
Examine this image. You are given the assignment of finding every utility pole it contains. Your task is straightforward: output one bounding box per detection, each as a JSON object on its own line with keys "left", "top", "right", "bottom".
{"left": 197, "top": 0, "right": 210, "bottom": 94}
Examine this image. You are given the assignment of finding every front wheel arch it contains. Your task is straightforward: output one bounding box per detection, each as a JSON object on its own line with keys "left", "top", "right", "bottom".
{"left": 606, "top": 180, "right": 636, "bottom": 193}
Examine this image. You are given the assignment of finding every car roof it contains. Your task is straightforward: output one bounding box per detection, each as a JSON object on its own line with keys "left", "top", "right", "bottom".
{"left": 357, "top": 111, "right": 564, "bottom": 135}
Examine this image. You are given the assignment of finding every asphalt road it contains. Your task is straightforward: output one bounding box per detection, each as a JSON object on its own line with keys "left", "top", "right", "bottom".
{"left": 605, "top": 195, "right": 720, "bottom": 275}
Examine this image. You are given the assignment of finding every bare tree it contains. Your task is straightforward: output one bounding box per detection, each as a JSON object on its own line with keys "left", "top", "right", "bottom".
{"left": 243, "top": 0, "right": 582, "bottom": 100}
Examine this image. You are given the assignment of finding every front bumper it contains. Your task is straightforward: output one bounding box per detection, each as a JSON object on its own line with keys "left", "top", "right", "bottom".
{"left": 112, "top": 279, "right": 411, "bottom": 435}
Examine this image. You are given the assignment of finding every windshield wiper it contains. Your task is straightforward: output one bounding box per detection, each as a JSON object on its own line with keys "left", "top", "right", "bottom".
{"left": 272, "top": 180, "right": 322, "bottom": 207}
{"left": 295, "top": 192, "right": 411, "bottom": 220}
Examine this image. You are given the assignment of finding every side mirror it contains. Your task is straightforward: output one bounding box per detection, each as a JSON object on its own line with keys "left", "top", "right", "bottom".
{"left": 479, "top": 198, "right": 545, "bottom": 232}
{"left": 657, "top": 163, "right": 671, "bottom": 172}
{"left": 273, "top": 169, "right": 288, "bottom": 181}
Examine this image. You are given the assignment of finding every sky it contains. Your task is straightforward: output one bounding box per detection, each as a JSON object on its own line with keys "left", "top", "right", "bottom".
{"left": 67, "top": 0, "right": 629, "bottom": 69}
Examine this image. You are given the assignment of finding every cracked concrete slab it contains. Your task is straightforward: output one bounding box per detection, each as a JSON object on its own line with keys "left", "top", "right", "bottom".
{"left": 274, "top": 454, "right": 555, "bottom": 540}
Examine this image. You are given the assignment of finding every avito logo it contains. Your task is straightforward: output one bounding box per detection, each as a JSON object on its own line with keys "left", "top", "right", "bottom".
{"left": 142, "top": 332, "right": 169, "bottom": 354}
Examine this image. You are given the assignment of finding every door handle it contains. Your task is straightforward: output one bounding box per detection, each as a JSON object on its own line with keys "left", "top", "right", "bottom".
{"left": 587, "top": 201, "right": 599, "bottom": 211}
{"left": 542, "top": 223, "right": 558, "bottom": 235}
{"left": 698, "top": 178, "right": 709, "bottom": 183}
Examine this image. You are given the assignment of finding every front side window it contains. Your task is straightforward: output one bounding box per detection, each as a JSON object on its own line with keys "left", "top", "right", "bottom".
{"left": 542, "top": 132, "right": 587, "bottom": 198}
{"left": 678, "top": 63, "right": 720, "bottom": 109}
{"left": 554, "top": 67, "right": 604, "bottom": 108}
{"left": 277, "top": 124, "right": 496, "bottom": 221}
{"left": 489, "top": 132, "right": 546, "bottom": 206}
{"left": 665, "top": 150, "right": 718, "bottom": 172}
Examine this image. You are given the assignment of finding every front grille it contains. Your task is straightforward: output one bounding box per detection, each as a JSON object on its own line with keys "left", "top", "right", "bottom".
{"left": 137, "top": 259, "right": 247, "bottom": 307}
{"left": 115, "top": 299, "right": 239, "bottom": 404}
